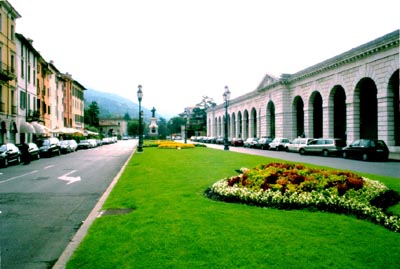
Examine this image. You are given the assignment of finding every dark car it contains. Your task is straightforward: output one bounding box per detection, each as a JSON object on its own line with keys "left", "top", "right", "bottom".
{"left": 256, "top": 137, "right": 273, "bottom": 150}
{"left": 60, "top": 140, "right": 72, "bottom": 154}
{"left": 0, "top": 143, "right": 21, "bottom": 167}
{"left": 77, "top": 139, "right": 91, "bottom": 149}
{"left": 231, "top": 137, "right": 244, "bottom": 147}
{"left": 36, "top": 137, "right": 61, "bottom": 157}
{"left": 17, "top": 142, "right": 40, "bottom": 161}
{"left": 342, "top": 139, "right": 389, "bottom": 161}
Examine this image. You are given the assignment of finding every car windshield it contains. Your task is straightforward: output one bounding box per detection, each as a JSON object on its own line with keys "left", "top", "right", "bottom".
{"left": 36, "top": 140, "right": 50, "bottom": 147}
{"left": 0, "top": 145, "right": 6, "bottom": 152}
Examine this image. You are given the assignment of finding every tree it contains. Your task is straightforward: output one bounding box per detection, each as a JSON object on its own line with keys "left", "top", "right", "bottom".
{"left": 123, "top": 112, "right": 131, "bottom": 121}
{"left": 167, "top": 116, "right": 186, "bottom": 136}
{"left": 186, "top": 96, "right": 216, "bottom": 137}
{"left": 157, "top": 117, "right": 168, "bottom": 139}
{"left": 127, "top": 119, "right": 140, "bottom": 136}
{"left": 84, "top": 101, "right": 100, "bottom": 128}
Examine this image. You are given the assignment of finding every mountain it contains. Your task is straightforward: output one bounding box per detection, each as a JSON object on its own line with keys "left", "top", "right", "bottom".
{"left": 84, "top": 89, "right": 158, "bottom": 120}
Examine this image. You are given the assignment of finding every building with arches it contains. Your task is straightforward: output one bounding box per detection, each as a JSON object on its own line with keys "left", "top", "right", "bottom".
{"left": 207, "top": 30, "right": 399, "bottom": 158}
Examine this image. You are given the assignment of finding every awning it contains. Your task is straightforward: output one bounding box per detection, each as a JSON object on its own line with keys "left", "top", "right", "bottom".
{"left": 84, "top": 130, "right": 99, "bottom": 136}
{"left": 32, "top": 122, "right": 50, "bottom": 135}
{"left": 19, "top": 122, "right": 36, "bottom": 134}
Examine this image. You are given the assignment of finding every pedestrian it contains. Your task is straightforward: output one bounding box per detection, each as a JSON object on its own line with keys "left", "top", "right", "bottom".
{"left": 21, "top": 138, "right": 30, "bottom": 165}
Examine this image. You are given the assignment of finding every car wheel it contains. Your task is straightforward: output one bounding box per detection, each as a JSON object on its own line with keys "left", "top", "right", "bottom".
{"left": 342, "top": 152, "right": 347, "bottom": 159}
{"left": 299, "top": 149, "right": 305, "bottom": 155}
{"left": 322, "top": 150, "right": 329, "bottom": 157}
{"left": 16, "top": 156, "right": 21, "bottom": 164}
{"left": 362, "top": 153, "right": 368, "bottom": 161}
{"left": 58, "top": 149, "right": 61, "bottom": 156}
{"left": 37, "top": 153, "right": 40, "bottom": 160}
{"left": 4, "top": 158, "right": 8, "bottom": 167}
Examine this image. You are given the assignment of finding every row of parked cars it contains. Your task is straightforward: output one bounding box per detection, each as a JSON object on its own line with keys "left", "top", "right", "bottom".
{"left": 0, "top": 136, "right": 119, "bottom": 168}
{"left": 190, "top": 136, "right": 390, "bottom": 161}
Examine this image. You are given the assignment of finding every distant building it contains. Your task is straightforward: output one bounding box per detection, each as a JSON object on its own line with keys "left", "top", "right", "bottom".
{"left": 99, "top": 119, "right": 128, "bottom": 137}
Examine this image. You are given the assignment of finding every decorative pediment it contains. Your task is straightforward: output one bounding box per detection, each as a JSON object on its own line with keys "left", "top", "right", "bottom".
{"left": 257, "top": 73, "right": 279, "bottom": 89}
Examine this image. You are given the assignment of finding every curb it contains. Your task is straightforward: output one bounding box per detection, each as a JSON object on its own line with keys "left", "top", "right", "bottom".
{"left": 52, "top": 141, "right": 137, "bottom": 269}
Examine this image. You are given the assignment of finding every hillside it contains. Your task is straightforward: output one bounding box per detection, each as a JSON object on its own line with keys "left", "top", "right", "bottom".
{"left": 84, "top": 89, "right": 156, "bottom": 120}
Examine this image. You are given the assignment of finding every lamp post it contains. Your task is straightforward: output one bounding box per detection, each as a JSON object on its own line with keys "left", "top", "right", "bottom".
{"left": 137, "top": 85, "right": 143, "bottom": 152}
{"left": 184, "top": 109, "right": 189, "bottom": 144}
{"left": 223, "top": 85, "right": 231, "bottom": 150}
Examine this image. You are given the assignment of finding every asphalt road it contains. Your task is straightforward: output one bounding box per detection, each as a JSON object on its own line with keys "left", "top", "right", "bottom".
{"left": 205, "top": 143, "right": 400, "bottom": 179}
{"left": 0, "top": 140, "right": 136, "bottom": 269}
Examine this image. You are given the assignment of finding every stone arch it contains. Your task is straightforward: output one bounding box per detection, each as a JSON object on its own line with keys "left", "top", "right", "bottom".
{"left": 266, "top": 101, "right": 275, "bottom": 138}
{"left": 309, "top": 91, "right": 323, "bottom": 138}
{"left": 292, "top": 96, "right": 304, "bottom": 138}
{"left": 231, "top": 112, "right": 237, "bottom": 138}
{"left": 243, "top": 109, "right": 249, "bottom": 139}
{"left": 329, "top": 85, "right": 347, "bottom": 141}
{"left": 251, "top": 107, "right": 257, "bottom": 138}
{"left": 218, "top": 116, "right": 222, "bottom": 137}
{"left": 237, "top": 111, "right": 243, "bottom": 138}
{"left": 355, "top": 77, "right": 378, "bottom": 139}
{"left": 388, "top": 69, "right": 400, "bottom": 146}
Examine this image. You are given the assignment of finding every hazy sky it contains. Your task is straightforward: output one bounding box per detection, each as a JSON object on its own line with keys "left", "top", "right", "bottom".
{"left": 10, "top": 0, "right": 399, "bottom": 118}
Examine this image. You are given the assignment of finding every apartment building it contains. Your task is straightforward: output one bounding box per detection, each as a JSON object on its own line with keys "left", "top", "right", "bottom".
{"left": 0, "top": 0, "right": 20, "bottom": 144}
{"left": 15, "top": 33, "right": 38, "bottom": 143}
{"left": 1, "top": 0, "right": 87, "bottom": 144}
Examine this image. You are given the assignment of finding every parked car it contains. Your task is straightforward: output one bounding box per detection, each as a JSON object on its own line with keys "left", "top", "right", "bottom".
{"left": 60, "top": 140, "right": 73, "bottom": 154}
{"left": 286, "top": 138, "right": 314, "bottom": 153}
{"left": 88, "top": 139, "right": 97, "bottom": 148}
{"left": 77, "top": 139, "right": 91, "bottom": 149}
{"left": 342, "top": 139, "right": 389, "bottom": 161}
{"left": 67, "top": 139, "right": 78, "bottom": 152}
{"left": 256, "top": 137, "right": 273, "bottom": 150}
{"left": 17, "top": 142, "right": 40, "bottom": 161}
{"left": 231, "top": 137, "right": 244, "bottom": 147}
{"left": 0, "top": 143, "right": 21, "bottom": 167}
{"left": 299, "top": 138, "right": 346, "bottom": 156}
{"left": 36, "top": 137, "right": 61, "bottom": 157}
{"left": 244, "top": 138, "right": 259, "bottom": 148}
{"left": 269, "top": 137, "right": 290, "bottom": 151}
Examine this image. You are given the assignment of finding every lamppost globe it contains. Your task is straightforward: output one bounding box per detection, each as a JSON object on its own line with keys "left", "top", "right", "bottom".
{"left": 137, "top": 85, "right": 144, "bottom": 152}
{"left": 223, "top": 86, "right": 231, "bottom": 150}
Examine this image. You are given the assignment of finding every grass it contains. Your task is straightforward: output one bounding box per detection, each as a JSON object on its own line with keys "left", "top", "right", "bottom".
{"left": 67, "top": 147, "right": 400, "bottom": 269}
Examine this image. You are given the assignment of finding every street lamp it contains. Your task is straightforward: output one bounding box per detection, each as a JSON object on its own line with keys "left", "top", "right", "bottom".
{"left": 223, "top": 85, "right": 231, "bottom": 150}
{"left": 184, "top": 109, "right": 189, "bottom": 144}
{"left": 137, "top": 85, "right": 144, "bottom": 152}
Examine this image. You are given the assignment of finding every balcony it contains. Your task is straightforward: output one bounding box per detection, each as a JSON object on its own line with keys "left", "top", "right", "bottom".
{"left": 0, "top": 62, "right": 16, "bottom": 82}
{"left": 26, "top": 110, "right": 43, "bottom": 122}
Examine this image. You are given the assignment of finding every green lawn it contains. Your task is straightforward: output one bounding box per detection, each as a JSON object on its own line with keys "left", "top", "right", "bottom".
{"left": 67, "top": 147, "right": 400, "bottom": 269}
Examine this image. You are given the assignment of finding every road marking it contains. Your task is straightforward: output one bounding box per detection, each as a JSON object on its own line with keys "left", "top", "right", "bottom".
{"left": 58, "top": 170, "right": 81, "bottom": 185}
{"left": 0, "top": 170, "right": 39, "bottom": 184}
{"left": 44, "top": 165, "right": 55, "bottom": 169}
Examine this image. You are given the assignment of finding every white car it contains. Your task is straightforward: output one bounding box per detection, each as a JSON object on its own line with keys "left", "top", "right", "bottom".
{"left": 269, "top": 137, "right": 290, "bottom": 151}
{"left": 286, "top": 138, "right": 314, "bottom": 152}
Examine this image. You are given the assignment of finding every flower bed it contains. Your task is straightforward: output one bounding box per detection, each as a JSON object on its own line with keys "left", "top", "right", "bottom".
{"left": 157, "top": 141, "right": 195, "bottom": 149}
{"left": 205, "top": 162, "right": 400, "bottom": 232}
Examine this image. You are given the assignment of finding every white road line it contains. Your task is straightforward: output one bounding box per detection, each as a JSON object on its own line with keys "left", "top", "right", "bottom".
{"left": 0, "top": 170, "right": 39, "bottom": 184}
{"left": 44, "top": 165, "right": 55, "bottom": 170}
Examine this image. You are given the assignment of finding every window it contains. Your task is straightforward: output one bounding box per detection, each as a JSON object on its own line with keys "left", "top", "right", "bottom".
{"left": 11, "top": 24, "right": 15, "bottom": 41}
{"left": 11, "top": 54, "right": 15, "bottom": 73}
{"left": 20, "top": 91, "right": 26, "bottom": 109}
{"left": 0, "top": 14, "right": 2, "bottom": 33}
